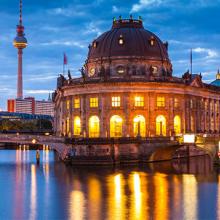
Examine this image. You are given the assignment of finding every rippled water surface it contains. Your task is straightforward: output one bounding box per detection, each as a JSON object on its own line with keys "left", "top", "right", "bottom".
{"left": 0, "top": 149, "right": 219, "bottom": 220}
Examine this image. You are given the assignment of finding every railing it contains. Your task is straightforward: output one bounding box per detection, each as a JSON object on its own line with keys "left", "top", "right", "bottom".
{"left": 65, "top": 136, "right": 172, "bottom": 145}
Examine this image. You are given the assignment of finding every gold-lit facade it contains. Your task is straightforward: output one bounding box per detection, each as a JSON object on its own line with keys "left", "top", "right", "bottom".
{"left": 54, "top": 18, "right": 220, "bottom": 137}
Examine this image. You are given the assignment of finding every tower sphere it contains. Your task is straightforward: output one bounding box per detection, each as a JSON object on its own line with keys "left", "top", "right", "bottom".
{"left": 13, "top": 26, "right": 27, "bottom": 49}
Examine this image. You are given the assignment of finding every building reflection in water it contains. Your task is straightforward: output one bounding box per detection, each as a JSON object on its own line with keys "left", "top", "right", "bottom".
{"left": 14, "top": 149, "right": 24, "bottom": 220}
{"left": 153, "top": 173, "right": 169, "bottom": 220}
{"left": 69, "top": 178, "right": 85, "bottom": 220}
{"left": 5, "top": 150, "right": 218, "bottom": 220}
{"left": 107, "top": 173, "right": 126, "bottom": 220}
{"left": 129, "top": 172, "right": 148, "bottom": 220}
{"left": 172, "top": 176, "right": 182, "bottom": 219}
{"left": 88, "top": 176, "right": 102, "bottom": 220}
{"left": 29, "top": 164, "right": 37, "bottom": 220}
{"left": 218, "top": 176, "right": 220, "bottom": 220}
{"left": 183, "top": 175, "right": 198, "bottom": 220}
{"left": 43, "top": 149, "right": 50, "bottom": 182}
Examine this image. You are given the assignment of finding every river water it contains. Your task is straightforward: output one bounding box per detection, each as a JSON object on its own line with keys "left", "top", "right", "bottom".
{"left": 0, "top": 149, "right": 219, "bottom": 220}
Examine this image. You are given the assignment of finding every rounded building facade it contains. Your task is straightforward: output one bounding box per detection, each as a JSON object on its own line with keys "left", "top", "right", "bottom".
{"left": 54, "top": 18, "right": 220, "bottom": 138}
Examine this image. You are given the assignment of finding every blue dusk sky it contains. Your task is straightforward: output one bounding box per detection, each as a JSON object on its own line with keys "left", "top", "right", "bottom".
{"left": 0, "top": 0, "right": 220, "bottom": 110}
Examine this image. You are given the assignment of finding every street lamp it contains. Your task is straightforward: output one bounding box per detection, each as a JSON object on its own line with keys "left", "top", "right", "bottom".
{"left": 32, "top": 139, "right": 37, "bottom": 144}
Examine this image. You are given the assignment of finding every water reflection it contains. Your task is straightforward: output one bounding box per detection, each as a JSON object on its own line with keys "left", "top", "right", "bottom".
{"left": 0, "top": 151, "right": 219, "bottom": 220}
{"left": 29, "top": 164, "right": 37, "bottom": 220}
{"left": 154, "top": 174, "right": 169, "bottom": 220}
{"left": 183, "top": 175, "right": 198, "bottom": 220}
{"left": 69, "top": 179, "right": 85, "bottom": 220}
{"left": 218, "top": 176, "right": 220, "bottom": 220}
{"left": 107, "top": 173, "right": 126, "bottom": 220}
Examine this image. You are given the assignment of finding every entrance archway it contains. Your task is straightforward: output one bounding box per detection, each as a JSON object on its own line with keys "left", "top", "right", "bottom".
{"left": 110, "top": 115, "right": 123, "bottom": 137}
{"left": 89, "top": 116, "right": 100, "bottom": 137}
{"left": 156, "top": 115, "right": 166, "bottom": 136}
{"left": 174, "top": 115, "right": 181, "bottom": 135}
{"left": 133, "top": 115, "right": 146, "bottom": 137}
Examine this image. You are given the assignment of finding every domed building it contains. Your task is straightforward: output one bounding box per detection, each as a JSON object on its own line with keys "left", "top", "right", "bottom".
{"left": 53, "top": 17, "right": 220, "bottom": 138}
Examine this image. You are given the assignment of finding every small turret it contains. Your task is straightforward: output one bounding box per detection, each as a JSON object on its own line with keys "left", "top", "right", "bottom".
{"left": 216, "top": 69, "right": 220, "bottom": 80}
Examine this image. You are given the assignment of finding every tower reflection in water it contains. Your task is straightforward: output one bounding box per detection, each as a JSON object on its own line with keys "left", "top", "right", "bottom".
{"left": 13, "top": 147, "right": 51, "bottom": 220}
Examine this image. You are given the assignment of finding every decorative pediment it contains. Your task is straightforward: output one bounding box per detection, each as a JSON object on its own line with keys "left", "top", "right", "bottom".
{"left": 190, "top": 76, "right": 204, "bottom": 88}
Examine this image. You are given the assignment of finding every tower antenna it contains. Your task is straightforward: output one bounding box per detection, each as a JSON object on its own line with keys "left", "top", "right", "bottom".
{"left": 19, "top": 0, "right": 22, "bottom": 25}
{"left": 190, "top": 48, "right": 193, "bottom": 74}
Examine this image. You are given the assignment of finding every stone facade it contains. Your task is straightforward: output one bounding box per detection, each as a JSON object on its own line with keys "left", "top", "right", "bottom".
{"left": 53, "top": 18, "right": 220, "bottom": 137}
{"left": 54, "top": 80, "right": 220, "bottom": 137}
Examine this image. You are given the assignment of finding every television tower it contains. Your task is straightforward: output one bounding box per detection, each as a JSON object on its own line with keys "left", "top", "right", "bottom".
{"left": 13, "top": 0, "right": 27, "bottom": 99}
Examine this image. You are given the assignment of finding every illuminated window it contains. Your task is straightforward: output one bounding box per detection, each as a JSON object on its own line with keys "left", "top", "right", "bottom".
{"left": 112, "top": 96, "right": 121, "bottom": 107}
{"left": 149, "top": 36, "right": 155, "bottom": 46}
{"left": 110, "top": 115, "right": 123, "bottom": 137}
{"left": 133, "top": 115, "right": 146, "bottom": 137}
{"left": 156, "top": 115, "right": 166, "bottom": 136}
{"left": 89, "top": 116, "right": 100, "bottom": 137}
{"left": 66, "top": 100, "right": 70, "bottom": 110}
{"left": 118, "top": 35, "right": 124, "bottom": 45}
{"left": 74, "top": 98, "right": 80, "bottom": 109}
{"left": 157, "top": 96, "right": 165, "bottom": 107}
{"left": 174, "top": 115, "right": 181, "bottom": 135}
{"left": 90, "top": 97, "right": 98, "bottom": 108}
{"left": 93, "top": 41, "right": 98, "bottom": 48}
{"left": 174, "top": 98, "right": 179, "bottom": 108}
{"left": 117, "top": 66, "right": 125, "bottom": 74}
{"left": 135, "top": 96, "right": 144, "bottom": 107}
{"left": 73, "top": 116, "right": 81, "bottom": 136}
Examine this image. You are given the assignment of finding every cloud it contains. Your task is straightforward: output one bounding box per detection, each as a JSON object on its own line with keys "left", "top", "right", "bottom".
{"left": 131, "top": 0, "right": 163, "bottom": 12}
{"left": 82, "top": 22, "right": 103, "bottom": 36}
{"left": 47, "top": 7, "right": 86, "bottom": 17}
{"left": 25, "top": 74, "right": 57, "bottom": 82}
{"left": 193, "top": 47, "right": 218, "bottom": 59}
{"left": 40, "top": 40, "right": 86, "bottom": 48}
{"left": 112, "top": 6, "right": 119, "bottom": 13}
{"left": 25, "top": 90, "right": 54, "bottom": 95}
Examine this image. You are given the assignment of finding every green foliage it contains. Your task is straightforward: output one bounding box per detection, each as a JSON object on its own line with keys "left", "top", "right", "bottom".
{"left": 0, "top": 119, "right": 52, "bottom": 132}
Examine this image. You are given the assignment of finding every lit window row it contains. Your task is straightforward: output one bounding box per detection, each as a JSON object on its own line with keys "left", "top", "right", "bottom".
{"left": 67, "top": 96, "right": 181, "bottom": 109}
{"left": 71, "top": 114, "right": 182, "bottom": 137}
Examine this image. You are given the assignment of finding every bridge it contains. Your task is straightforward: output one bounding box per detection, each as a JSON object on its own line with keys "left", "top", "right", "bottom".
{"left": 0, "top": 134, "right": 219, "bottom": 165}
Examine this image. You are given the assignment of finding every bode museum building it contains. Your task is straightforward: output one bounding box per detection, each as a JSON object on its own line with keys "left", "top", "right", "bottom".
{"left": 53, "top": 17, "right": 220, "bottom": 138}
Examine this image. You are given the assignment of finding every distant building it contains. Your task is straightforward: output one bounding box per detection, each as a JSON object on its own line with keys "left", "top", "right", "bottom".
{"left": 35, "top": 100, "right": 54, "bottom": 116}
{"left": 7, "top": 99, "right": 15, "bottom": 112}
{"left": 7, "top": 96, "right": 54, "bottom": 117}
{"left": 15, "top": 97, "right": 35, "bottom": 114}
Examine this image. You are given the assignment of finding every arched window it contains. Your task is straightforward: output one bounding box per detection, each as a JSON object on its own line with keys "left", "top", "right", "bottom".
{"left": 110, "top": 115, "right": 123, "bottom": 137}
{"left": 89, "top": 116, "right": 100, "bottom": 137}
{"left": 156, "top": 115, "right": 166, "bottom": 136}
{"left": 133, "top": 115, "right": 146, "bottom": 137}
{"left": 174, "top": 115, "right": 181, "bottom": 135}
{"left": 73, "top": 116, "right": 81, "bottom": 136}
